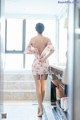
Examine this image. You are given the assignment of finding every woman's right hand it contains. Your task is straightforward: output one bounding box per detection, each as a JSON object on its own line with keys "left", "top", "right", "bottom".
{"left": 39, "top": 56, "right": 47, "bottom": 62}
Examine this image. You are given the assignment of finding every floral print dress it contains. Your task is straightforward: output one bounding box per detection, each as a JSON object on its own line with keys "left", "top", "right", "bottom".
{"left": 26, "top": 42, "right": 54, "bottom": 75}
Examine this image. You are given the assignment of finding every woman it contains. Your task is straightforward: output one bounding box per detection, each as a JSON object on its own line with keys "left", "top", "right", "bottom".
{"left": 25, "top": 23, "right": 55, "bottom": 117}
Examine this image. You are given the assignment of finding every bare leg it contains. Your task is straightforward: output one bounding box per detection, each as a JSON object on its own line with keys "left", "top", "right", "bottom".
{"left": 33, "top": 75, "right": 43, "bottom": 116}
{"left": 37, "top": 74, "right": 48, "bottom": 115}
{"left": 41, "top": 74, "right": 48, "bottom": 102}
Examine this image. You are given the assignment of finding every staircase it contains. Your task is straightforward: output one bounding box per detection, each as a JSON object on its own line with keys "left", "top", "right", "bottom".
{"left": 3, "top": 71, "right": 37, "bottom": 101}
{"left": 2, "top": 70, "right": 50, "bottom": 101}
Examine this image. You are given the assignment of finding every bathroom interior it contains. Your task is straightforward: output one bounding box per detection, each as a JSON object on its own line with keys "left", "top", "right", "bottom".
{"left": 0, "top": 0, "right": 80, "bottom": 120}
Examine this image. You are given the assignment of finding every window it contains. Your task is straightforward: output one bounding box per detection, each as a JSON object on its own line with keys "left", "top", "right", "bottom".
{"left": 6, "top": 19, "right": 23, "bottom": 52}
{"left": 5, "top": 19, "right": 24, "bottom": 70}
{"left": 5, "top": 18, "right": 56, "bottom": 70}
{"left": 5, "top": 54, "right": 23, "bottom": 70}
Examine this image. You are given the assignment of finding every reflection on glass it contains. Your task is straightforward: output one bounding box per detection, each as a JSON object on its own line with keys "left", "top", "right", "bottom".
{"left": 59, "top": 18, "right": 67, "bottom": 64}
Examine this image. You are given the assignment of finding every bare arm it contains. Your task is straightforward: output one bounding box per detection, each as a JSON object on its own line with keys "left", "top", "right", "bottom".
{"left": 40, "top": 39, "right": 55, "bottom": 61}
{"left": 45, "top": 49, "right": 55, "bottom": 59}
{"left": 45, "top": 39, "right": 55, "bottom": 58}
{"left": 40, "top": 49, "right": 55, "bottom": 62}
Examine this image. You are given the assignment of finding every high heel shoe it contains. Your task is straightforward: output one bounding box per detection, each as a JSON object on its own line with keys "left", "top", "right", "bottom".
{"left": 37, "top": 107, "right": 40, "bottom": 114}
{"left": 37, "top": 112, "right": 43, "bottom": 117}
{"left": 37, "top": 105, "right": 44, "bottom": 117}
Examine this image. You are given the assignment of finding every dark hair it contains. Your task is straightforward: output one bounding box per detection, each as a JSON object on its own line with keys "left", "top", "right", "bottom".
{"left": 35, "top": 23, "right": 44, "bottom": 34}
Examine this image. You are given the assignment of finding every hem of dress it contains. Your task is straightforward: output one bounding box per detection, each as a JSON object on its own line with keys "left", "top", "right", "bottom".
{"left": 32, "top": 73, "right": 48, "bottom": 75}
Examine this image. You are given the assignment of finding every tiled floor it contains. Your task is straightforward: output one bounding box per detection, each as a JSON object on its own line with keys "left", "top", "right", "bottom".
{"left": 1, "top": 101, "right": 55, "bottom": 120}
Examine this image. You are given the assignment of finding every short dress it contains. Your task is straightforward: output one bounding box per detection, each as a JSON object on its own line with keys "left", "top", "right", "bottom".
{"left": 26, "top": 42, "right": 54, "bottom": 75}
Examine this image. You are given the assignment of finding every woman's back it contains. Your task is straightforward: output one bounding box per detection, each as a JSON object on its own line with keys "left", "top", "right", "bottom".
{"left": 31, "top": 35, "right": 49, "bottom": 55}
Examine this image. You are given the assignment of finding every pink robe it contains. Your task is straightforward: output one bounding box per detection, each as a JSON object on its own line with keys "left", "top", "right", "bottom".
{"left": 26, "top": 42, "right": 54, "bottom": 75}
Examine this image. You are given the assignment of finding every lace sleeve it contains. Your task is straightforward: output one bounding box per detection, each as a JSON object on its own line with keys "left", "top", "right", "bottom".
{"left": 41, "top": 40, "right": 55, "bottom": 56}
{"left": 47, "top": 43, "right": 55, "bottom": 52}
{"left": 24, "top": 44, "right": 38, "bottom": 54}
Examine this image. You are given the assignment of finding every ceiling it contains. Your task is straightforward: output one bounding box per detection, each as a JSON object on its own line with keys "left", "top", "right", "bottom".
{"left": 3, "top": 0, "right": 68, "bottom": 18}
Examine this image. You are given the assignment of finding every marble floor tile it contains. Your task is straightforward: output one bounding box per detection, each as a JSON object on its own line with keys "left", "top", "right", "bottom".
{"left": 0, "top": 101, "right": 56, "bottom": 120}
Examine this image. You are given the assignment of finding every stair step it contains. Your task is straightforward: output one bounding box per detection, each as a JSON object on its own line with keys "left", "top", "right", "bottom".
{"left": 0, "top": 89, "right": 35, "bottom": 94}
{"left": 3, "top": 73, "right": 34, "bottom": 81}
{"left": 2, "top": 71, "right": 50, "bottom": 101}
{"left": 3, "top": 91, "right": 49, "bottom": 101}
{"left": 1, "top": 81, "right": 35, "bottom": 90}
{"left": 3, "top": 91, "right": 37, "bottom": 101}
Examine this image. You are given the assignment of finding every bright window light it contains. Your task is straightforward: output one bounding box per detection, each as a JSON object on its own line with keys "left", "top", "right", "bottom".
{"left": 6, "top": 19, "right": 23, "bottom": 51}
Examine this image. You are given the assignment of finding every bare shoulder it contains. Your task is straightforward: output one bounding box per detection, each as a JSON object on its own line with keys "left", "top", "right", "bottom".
{"left": 43, "top": 36, "right": 51, "bottom": 44}
{"left": 29, "top": 37, "right": 35, "bottom": 45}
